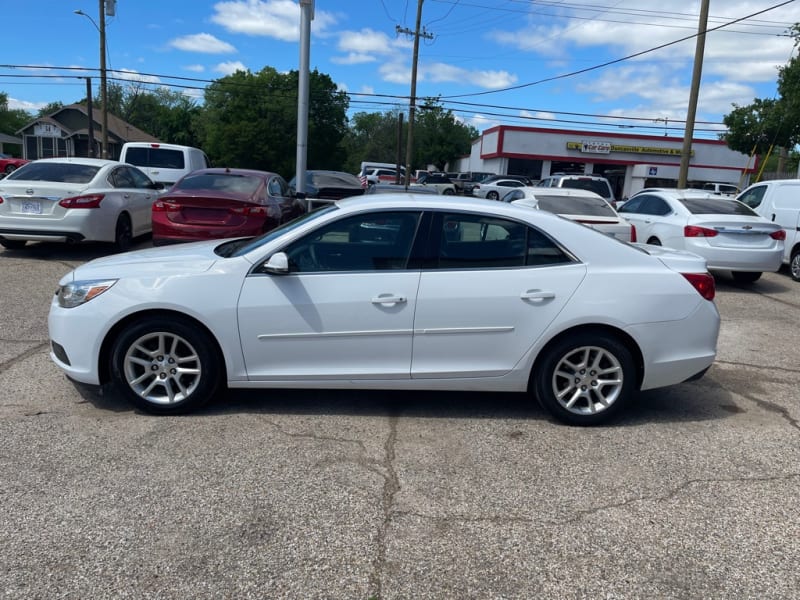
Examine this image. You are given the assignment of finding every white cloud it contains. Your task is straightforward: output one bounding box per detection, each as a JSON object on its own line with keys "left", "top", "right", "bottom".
{"left": 183, "top": 64, "right": 206, "bottom": 73}
{"left": 7, "top": 97, "right": 46, "bottom": 112}
{"left": 115, "top": 69, "right": 162, "bottom": 85}
{"left": 211, "top": 0, "right": 337, "bottom": 41}
{"left": 169, "top": 33, "right": 237, "bottom": 54}
{"left": 214, "top": 61, "right": 248, "bottom": 75}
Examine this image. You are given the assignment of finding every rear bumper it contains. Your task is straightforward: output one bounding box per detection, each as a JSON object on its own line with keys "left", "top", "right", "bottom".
{"left": 0, "top": 228, "right": 85, "bottom": 243}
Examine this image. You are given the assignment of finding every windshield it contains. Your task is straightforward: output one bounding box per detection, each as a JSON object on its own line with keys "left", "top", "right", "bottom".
{"left": 215, "top": 204, "right": 339, "bottom": 257}
{"left": 177, "top": 173, "right": 261, "bottom": 195}
{"left": 310, "top": 171, "right": 362, "bottom": 187}
{"left": 535, "top": 194, "right": 617, "bottom": 217}
{"left": 5, "top": 162, "right": 100, "bottom": 184}
{"left": 680, "top": 197, "right": 756, "bottom": 216}
{"left": 559, "top": 178, "right": 611, "bottom": 198}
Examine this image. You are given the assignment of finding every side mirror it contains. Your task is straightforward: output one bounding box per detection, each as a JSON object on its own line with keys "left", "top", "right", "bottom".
{"left": 150, "top": 181, "right": 165, "bottom": 190}
{"left": 263, "top": 252, "right": 289, "bottom": 274}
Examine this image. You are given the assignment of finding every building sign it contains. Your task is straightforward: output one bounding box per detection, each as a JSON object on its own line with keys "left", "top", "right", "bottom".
{"left": 33, "top": 123, "right": 63, "bottom": 138}
{"left": 567, "top": 141, "right": 692, "bottom": 156}
{"left": 649, "top": 167, "right": 658, "bottom": 176}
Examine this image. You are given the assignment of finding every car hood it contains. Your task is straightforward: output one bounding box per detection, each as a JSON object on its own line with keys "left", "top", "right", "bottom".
{"left": 64, "top": 240, "right": 225, "bottom": 283}
{"left": 632, "top": 243, "right": 708, "bottom": 273}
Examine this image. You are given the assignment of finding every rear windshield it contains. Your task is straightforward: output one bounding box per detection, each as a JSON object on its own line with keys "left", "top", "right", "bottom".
{"left": 124, "top": 147, "right": 185, "bottom": 169}
{"left": 176, "top": 173, "right": 261, "bottom": 195}
{"left": 680, "top": 197, "right": 756, "bottom": 216}
{"left": 310, "top": 172, "right": 362, "bottom": 187}
{"left": 535, "top": 194, "right": 617, "bottom": 217}
{"left": 559, "top": 178, "right": 612, "bottom": 198}
{"left": 5, "top": 162, "right": 100, "bottom": 184}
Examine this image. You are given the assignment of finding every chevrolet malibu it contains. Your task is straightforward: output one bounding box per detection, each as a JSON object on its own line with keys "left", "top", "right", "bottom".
{"left": 49, "top": 195, "right": 720, "bottom": 425}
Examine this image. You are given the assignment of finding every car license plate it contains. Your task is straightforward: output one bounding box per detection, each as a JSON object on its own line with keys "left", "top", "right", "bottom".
{"left": 21, "top": 200, "right": 42, "bottom": 215}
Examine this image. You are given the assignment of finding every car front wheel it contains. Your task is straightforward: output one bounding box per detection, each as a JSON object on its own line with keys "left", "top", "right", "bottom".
{"left": 791, "top": 248, "right": 800, "bottom": 282}
{"left": 110, "top": 316, "right": 223, "bottom": 415}
{"left": 487, "top": 191, "right": 499, "bottom": 200}
{"left": 533, "top": 332, "right": 635, "bottom": 426}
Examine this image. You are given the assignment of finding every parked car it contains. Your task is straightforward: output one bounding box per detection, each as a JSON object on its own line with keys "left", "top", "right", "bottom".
{"left": 618, "top": 189, "right": 785, "bottom": 283}
{"left": 119, "top": 142, "right": 210, "bottom": 188}
{"left": 410, "top": 172, "right": 456, "bottom": 195}
{"left": 362, "top": 167, "right": 402, "bottom": 186}
{"left": 151, "top": 168, "right": 304, "bottom": 246}
{"left": 0, "top": 153, "right": 28, "bottom": 175}
{"left": 737, "top": 179, "right": 800, "bottom": 281}
{"left": 503, "top": 187, "right": 634, "bottom": 242}
{"left": 0, "top": 157, "right": 163, "bottom": 251}
{"left": 473, "top": 178, "right": 529, "bottom": 200}
{"left": 48, "top": 195, "right": 720, "bottom": 426}
{"left": 446, "top": 171, "right": 496, "bottom": 195}
{"left": 481, "top": 174, "right": 534, "bottom": 186}
{"left": 537, "top": 173, "right": 616, "bottom": 205}
{"left": 702, "top": 182, "right": 740, "bottom": 197}
{"left": 288, "top": 170, "right": 365, "bottom": 207}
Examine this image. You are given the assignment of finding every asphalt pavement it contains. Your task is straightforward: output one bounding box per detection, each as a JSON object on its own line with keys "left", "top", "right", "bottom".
{"left": 1, "top": 239, "right": 799, "bottom": 599}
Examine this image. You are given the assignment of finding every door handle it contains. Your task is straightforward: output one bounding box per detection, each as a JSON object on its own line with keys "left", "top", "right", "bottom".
{"left": 521, "top": 289, "right": 555, "bottom": 301}
{"left": 123, "top": 194, "right": 130, "bottom": 199}
{"left": 371, "top": 294, "right": 407, "bottom": 306}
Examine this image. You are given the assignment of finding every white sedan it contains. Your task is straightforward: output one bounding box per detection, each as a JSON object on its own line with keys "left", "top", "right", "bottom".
{"left": 618, "top": 189, "right": 785, "bottom": 283}
{"left": 502, "top": 187, "right": 634, "bottom": 242}
{"left": 0, "top": 157, "right": 163, "bottom": 251}
{"left": 48, "top": 195, "right": 720, "bottom": 426}
{"left": 472, "top": 178, "right": 528, "bottom": 200}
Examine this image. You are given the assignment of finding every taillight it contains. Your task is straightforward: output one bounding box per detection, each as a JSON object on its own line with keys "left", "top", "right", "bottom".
{"left": 629, "top": 224, "right": 637, "bottom": 243}
{"left": 682, "top": 272, "right": 715, "bottom": 301}
{"left": 0, "top": 196, "right": 4, "bottom": 204}
{"left": 59, "top": 194, "right": 104, "bottom": 209}
{"left": 770, "top": 229, "right": 787, "bottom": 240}
{"left": 231, "top": 206, "right": 267, "bottom": 216}
{"left": 152, "top": 199, "right": 180, "bottom": 212}
{"left": 684, "top": 225, "right": 718, "bottom": 238}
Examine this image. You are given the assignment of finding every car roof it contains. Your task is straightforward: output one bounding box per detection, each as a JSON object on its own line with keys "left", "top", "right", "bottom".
{"left": 515, "top": 187, "right": 605, "bottom": 199}
{"left": 184, "top": 167, "right": 279, "bottom": 178}
{"left": 632, "top": 188, "right": 717, "bottom": 199}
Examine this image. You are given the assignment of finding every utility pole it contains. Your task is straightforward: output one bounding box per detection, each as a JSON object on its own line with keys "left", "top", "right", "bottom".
{"left": 398, "top": 1, "right": 433, "bottom": 186}
{"left": 85, "top": 78, "right": 95, "bottom": 157}
{"left": 99, "top": 0, "right": 109, "bottom": 159}
{"left": 678, "top": 0, "right": 709, "bottom": 188}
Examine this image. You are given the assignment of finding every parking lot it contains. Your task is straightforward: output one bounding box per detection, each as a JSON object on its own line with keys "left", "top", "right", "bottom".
{"left": 1, "top": 239, "right": 799, "bottom": 599}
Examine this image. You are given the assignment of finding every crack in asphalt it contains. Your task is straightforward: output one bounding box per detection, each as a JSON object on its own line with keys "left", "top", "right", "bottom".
{"left": 0, "top": 341, "right": 49, "bottom": 375}
{"left": 714, "top": 358, "right": 800, "bottom": 375}
{"left": 368, "top": 411, "right": 399, "bottom": 600}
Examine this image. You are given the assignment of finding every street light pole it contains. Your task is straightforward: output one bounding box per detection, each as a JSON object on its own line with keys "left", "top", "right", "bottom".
{"left": 74, "top": 4, "right": 109, "bottom": 159}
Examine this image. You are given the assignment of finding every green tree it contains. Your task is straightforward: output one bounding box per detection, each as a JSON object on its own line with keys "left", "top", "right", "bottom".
{"left": 0, "top": 92, "right": 33, "bottom": 139}
{"left": 36, "top": 101, "right": 64, "bottom": 118}
{"left": 414, "top": 99, "right": 478, "bottom": 171}
{"left": 196, "top": 67, "right": 349, "bottom": 177}
{"left": 342, "top": 109, "right": 405, "bottom": 173}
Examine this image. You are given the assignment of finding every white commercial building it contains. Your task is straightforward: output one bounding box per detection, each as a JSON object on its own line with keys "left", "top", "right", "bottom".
{"left": 456, "top": 125, "right": 755, "bottom": 200}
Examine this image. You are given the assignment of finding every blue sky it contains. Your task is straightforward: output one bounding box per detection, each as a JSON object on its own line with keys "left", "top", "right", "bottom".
{"left": 3, "top": 0, "right": 799, "bottom": 140}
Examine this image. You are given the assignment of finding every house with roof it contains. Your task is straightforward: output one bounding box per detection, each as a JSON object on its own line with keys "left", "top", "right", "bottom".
{"left": 16, "top": 103, "right": 159, "bottom": 161}
{"left": 0, "top": 132, "right": 23, "bottom": 156}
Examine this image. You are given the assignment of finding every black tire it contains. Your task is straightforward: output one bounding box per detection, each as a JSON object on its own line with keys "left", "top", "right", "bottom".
{"left": 443, "top": 188, "right": 455, "bottom": 195}
{"left": 790, "top": 248, "right": 800, "bottom": 282}
{"left": 731, "top": 271, "right": 762, "bottom": 284}
{"left": 5, "top": 165, "right": 16, "bottom": 174}
{"left": 646, "top": 237, "right": 661, "bottom": 246}
{"left": 487, "top": 191, "right": 499, "bottom": 200}
{"left": 0, "top": 238, "right": 26, "bottom": 250}
{"left": 113, "top": 214, "right": 132, "bottom": 252}
{"left": 110, "top": 316, "right": 223, "bottom": 415}
{"left": 533, "top": 332, "right": 635, "bottom": 426}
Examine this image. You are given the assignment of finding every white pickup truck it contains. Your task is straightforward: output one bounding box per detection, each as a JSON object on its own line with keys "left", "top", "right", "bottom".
{"left": 737, "top": 179, "right": 800, "bottom": 281}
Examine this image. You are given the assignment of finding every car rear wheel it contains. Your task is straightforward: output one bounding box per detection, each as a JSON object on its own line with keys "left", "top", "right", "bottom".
{"left": 113, "top": 214, "right": 132, "bottom": 252}
{"left": 110, "top": 316, "right": 222, "bottom": 415}
{"left": 487, "top": 191, "right": 499, "bottom": 200}
{"left": 646, "top": 237, "right": 661, "bottom": 246}
{"left": 443, "top": 188, "right": 455, "bottom": 195}
{"left": 791, "top": 248, "right": 800, "bottom": 282}
{"left": 731, "top": 271, "right": 762, "bottom": 284}
{"left": 533, "top": 332, "right": 635, "bottom": 426}
{"left": 0, "top": 238, "right": 26, "bottom": 250}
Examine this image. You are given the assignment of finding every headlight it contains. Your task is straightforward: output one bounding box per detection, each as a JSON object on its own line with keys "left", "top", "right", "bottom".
{"left": 57, "top": 279, "right": 118, "bottom": 308}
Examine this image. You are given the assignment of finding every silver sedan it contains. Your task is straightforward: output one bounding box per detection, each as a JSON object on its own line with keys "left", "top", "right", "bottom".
{"left": 0, "top": 157, "right": 163, "bottom": 251}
